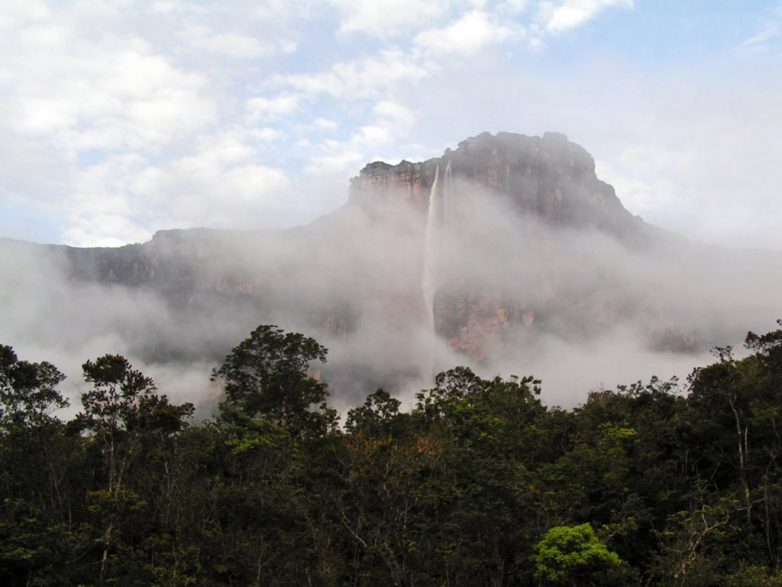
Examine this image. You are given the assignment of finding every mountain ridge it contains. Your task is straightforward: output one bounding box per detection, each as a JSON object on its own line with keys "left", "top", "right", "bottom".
{"left": 3, "top": 131, "right": 781, "bottom": 401}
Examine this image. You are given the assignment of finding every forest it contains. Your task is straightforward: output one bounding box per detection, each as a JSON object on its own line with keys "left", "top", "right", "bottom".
{"left": 3, "top": 323, "right": 782, "bottom": 586}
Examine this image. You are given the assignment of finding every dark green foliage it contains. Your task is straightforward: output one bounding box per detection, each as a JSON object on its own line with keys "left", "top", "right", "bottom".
{"left": 0, "top": 344, "right": 67, "bottom": 429}
{"left": 213, "top": 324, "right": 336, "bottom": 437}
{"left": 5, "top": 322, "right": 782, "bottom": 584}
{"left": 345, "top": 388, "right": 403, "bottom": 437}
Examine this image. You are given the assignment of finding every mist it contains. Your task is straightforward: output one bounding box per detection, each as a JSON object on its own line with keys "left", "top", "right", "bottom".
{"left": 2, "top": 147, "right": 781, "bottom": 415}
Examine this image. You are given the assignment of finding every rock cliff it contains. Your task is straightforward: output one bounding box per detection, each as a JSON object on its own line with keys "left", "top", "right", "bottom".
{"left": 348, "top": 132, "right": 646, "bottom": 361}
{"left": 349, "top": 131, "right": 639, "bottom": 237}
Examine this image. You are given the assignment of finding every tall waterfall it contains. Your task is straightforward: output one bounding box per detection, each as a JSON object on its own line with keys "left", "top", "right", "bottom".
{"left": 421, "top": 161, "right": 450, "bottom": 379}
{"left": 422, "top": 164, "right": 440, "bottom": 321}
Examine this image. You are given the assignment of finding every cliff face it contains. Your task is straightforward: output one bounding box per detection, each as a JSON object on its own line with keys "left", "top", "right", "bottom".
{"left": 349, "top": 131, "right": 639, "bottom": 236}
{"left": 348, "top": 132, "right": 645, "bottom": 361}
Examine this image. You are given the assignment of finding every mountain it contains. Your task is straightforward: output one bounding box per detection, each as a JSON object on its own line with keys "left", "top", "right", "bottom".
{"left": 2, "top": 132, "right": 781, "bottom": 404}
{"left": 350, "top": 131, "right": 640, "bottom": 237}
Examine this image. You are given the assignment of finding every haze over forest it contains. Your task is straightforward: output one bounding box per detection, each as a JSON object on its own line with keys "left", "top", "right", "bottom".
{"left": 2, "top": 1, "right": 782, "bottom": 413}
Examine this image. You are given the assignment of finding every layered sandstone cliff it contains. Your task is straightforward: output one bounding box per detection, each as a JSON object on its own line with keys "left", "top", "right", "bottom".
{"left": 347, "top": 132, "right": 646, "bottom": 361}
{"left": 350, "top": 131, "right": 639, "bottom": 236}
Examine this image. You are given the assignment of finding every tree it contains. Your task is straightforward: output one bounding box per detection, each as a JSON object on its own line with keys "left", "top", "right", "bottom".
{"left": 79, "top": 355, "right": 161, "bottom": 492}
{"left": 410, "top": 369, "right": 546, "bottom": 585}
{"left": 213, "top": 325, "right": 336, "bottom": 436}
{"left": 0, "top": 347, "right": 74, "bottom": 587}
{"left": 533, "top": 523, "right": 629, "bottom": 586}
{"left": 0, "top": 344, "right": 67, "bottom": 430}
{"left": 345, "top": 389, "right": 403, "bottom": 437}
{"left": 78, "top": 354, "right": 193, "bottom": 584}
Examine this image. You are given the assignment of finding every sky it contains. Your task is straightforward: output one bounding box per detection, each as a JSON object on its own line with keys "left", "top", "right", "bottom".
{"left": 1, "top": 0, "right": 781, "bottom": 249}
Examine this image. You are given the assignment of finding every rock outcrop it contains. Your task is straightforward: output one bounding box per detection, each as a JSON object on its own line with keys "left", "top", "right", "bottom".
{"left": 350, "top": 131, "right": 639, "bottom": 237}
{"left": 348, "top": 132, "right": 646, "bottom": 361}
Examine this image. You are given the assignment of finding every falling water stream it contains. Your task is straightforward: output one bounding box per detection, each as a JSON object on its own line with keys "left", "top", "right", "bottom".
{"left": 421, "top": 161, "right": 450, "bottom": 380}
{"left": 422, "top": 164, "right": 440, "bottom": 324}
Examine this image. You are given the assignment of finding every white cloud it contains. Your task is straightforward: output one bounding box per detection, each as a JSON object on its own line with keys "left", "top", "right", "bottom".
{"left": 498, "top": 0, "right": 529, "bottom": 14}
{"left": 134, "top": 134, "right": 292, "bottom": 229}
{"left": 541, "top": 0, "right": 633, "bottom": 34}
{"left": 179, "top": 25, "right": 297, "bottom": 59}
{"left": 249, "top": 0, "right": 317, "bottom": 22}
{"left": 351, "top": 100, "right": 417, "bottom": 147}
{"left": 1, "top": 22, "right": 215, "bottom": 152}
{"left": 148, "top": 1, "right": 184, "bottom": 15}
{"left": 310, "top": 118, "right": 339, "bottom": 132}
{"left": 301, "top": 98, "right": 417, "bottom": 203}
{"left": 0, "top": 0, "right": 50, "bottom": 28}
{"left": 328, "top": 0, "right": 449, "bottom": 37}
{"left": 373, "top": 100, "right": 416, "bottom": 130}
{"left": 275, "top": 49, "right": 429, "bottom": 99}
{"left": 741, "top": 6, "right": 782, "bottom": 51}
{"left": 246, "top": 93, "right": 303, "bottom": 122}
{"left": 2, "top": 0, "right": 778, "bottom": 254}
{"left": 249, "top": 127, "right": 284, "bottom": 141}
{"left": 305, "top": 148, "right": 364, "bottom": 176}
{"left": 415, "top": 10, "right": 518, "bottom": 55}
{"left": 65, "top": 153, "right": 151, "bottom": 246}
{"left": 63, "top": 132, "right": 293, "bottom": 246}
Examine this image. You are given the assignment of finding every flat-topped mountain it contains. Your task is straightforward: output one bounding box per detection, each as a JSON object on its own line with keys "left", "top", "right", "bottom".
{"left": 350, "top": 131, "right": 639, "bottom": 236}
{"left": 2, "top": 132, "right": 780, "bottom": 403}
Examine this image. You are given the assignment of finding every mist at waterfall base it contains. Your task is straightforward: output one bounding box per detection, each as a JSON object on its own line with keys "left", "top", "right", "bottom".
{"left": 2, "top": 176, "right": 782, "bottom": 416}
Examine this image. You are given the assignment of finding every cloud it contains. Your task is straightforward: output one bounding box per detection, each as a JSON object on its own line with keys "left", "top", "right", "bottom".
{"left": 1, "top": 18, "right": 215, "bottom": 153}
{"left": 498, "top": 0, "right": 530, "bottom": 14}
{"left": 274, "top": 49, "right": 429, "bottom": 100}
{"left": 741, "top": 6, "right": 782, "bottom": 52}
{"left": 301, "top": 99, "right": 418, "bottom": 190}
{"left": 249, "top": 127, "right": 284, "bottom": 141}
{"left": 0, "top": 0, "right": 49, "bottom": 28}
{"left": 58, "top": 131, "right": 293, "bottom": 246}
{"left": 248, "top": 0, "right": 318, "bottom": 22}
{"left": 127, "top": 133, "right": 292, "bottom": 230}
{"left": 373, "top": 100, "right": 416, "bottom": 131}
{"left": 540, "top": 0, "right": 633, "bottom": 34}
{"left": 352, "top": 100, "right": 417, "bottom": 147}
{"left": 246, "top": 93, "right": 303, "bottom": 122}
{"left": 179, "top": 25, "right": 296, "bottom": 59}
{"left": 5, "top": 151, "right": 782, "bottom": 414}
{"left": 327, "top": 0, "right": 449, "bottom": 37}
{"left": 415, "top": 10, "right": 519, "bottom": 55}
{"left": 310, "top": 118, "right": 339, "bottom": 132}
{"left": 275, "top": 49, "right": 429, "bottom": 99}
{"left": 305, "top": 145, "right": 364, "bottom": 176}
{"left": 1, "top": 0, "right": 779, "bottom": 254}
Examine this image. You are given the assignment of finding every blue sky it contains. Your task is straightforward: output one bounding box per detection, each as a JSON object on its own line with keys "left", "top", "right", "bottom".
{"left": 1, "top": 0, "right": 780, "bottom": 248}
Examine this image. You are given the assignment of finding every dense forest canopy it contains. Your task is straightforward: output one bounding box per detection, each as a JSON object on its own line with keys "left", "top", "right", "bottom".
{"left": 3, "top": 322, "right": 782, "bottom": 585}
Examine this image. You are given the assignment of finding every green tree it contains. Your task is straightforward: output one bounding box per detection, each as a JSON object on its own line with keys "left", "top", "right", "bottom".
{"left": 411, "top": 368, "right": 546, "bottom": 585}
{"left": 345, "top": 389, "right": 404, "bottom": 437}
{"left": 213, "top": 325, "right": 336, "bottom": 436}
{"left": 0, "top": 345, "right": 67, "bottom": 430}
{"left": 0, "top": 346, "right": 75, "bottom": 587}
{"left": 533, "top": 523, "right": 629, "bottom": 586}
{"left": 78, "top": 354, "right": 193, "bottom": 584}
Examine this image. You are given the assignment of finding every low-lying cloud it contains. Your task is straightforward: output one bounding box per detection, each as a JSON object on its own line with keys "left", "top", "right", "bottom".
{"left": 2, "top": 172, "right": 780, "bottom": 416}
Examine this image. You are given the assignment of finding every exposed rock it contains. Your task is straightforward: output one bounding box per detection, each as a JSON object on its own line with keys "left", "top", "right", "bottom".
{"left": 350, "top": 131, "right": 639, "bottom": 237}
{"left": 349, "top": 132, "right": 645, "bottom": 359}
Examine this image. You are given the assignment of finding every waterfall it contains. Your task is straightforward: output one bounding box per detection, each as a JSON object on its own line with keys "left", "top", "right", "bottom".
{"left": 422, "top": 164, "right": 440, "bottom": 320}
{"left": 422, "top": 162, "right": 449, "bottom": 380}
